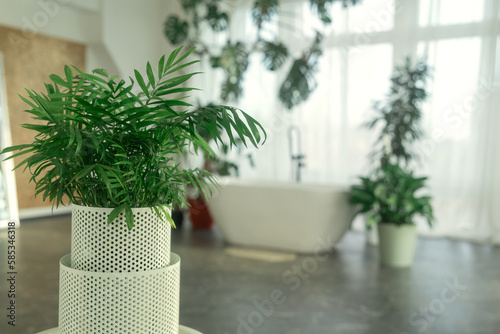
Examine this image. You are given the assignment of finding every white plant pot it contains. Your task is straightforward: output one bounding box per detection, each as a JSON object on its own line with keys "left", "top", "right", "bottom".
{"left": 71, "top": 205, "right": 171, "bottom": 272}
{"left": 59, "top": 253, "right": 180, "bottom": 334}
{"left": 58, "top": 205, "right": 181, "bottom": 333}
{"left": 377, "top": 223, "right": 417, "bottom": 267}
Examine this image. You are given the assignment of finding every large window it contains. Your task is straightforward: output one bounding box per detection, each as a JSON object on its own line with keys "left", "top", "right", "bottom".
{"left": 419, "top": 0, "right": 485, "bottom": 25}
{"left": 223, "top": 0, "right": 500, "bottom": 243}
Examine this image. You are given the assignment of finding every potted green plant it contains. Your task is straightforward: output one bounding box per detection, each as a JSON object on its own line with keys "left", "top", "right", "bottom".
{"left": 350, "top": 57, "right": 433, "bottom": 266}
{"left": 350, "top": 162, "right": 434, "bottom": 266}
{"left": 2, "top": 47, "right": 266, "bottom": 333}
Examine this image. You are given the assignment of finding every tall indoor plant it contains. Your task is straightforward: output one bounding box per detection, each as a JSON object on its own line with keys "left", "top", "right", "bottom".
{"left": 2, "top": 46, "right": 266, "bottom": 333}
{"left": 350, "top": 57, "right": 433, "bottom": 267}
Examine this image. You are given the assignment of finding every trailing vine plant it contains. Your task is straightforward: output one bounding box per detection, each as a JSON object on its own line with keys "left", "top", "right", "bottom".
{"left": 164, "top": 0, "right": 362, "bottom": 109}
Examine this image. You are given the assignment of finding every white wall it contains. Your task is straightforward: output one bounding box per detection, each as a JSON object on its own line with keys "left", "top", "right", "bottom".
{"left": 103, "top": 0, "right": 167, "bottom": 78}
{"left": 0, "top": 0, "right": 180, "bottom": 77}
{"left": 0, "top": 0, "right": 101, "bottom": 46}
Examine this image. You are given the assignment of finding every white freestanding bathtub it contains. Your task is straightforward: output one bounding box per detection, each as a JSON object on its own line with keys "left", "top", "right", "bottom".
{"left": 207, "top": 178, "right": 355, "bottom": 254}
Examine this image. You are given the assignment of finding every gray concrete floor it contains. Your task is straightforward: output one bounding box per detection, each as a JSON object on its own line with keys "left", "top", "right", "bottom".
{"left": 0, "top": 214, "right": 499, "bottom": 334}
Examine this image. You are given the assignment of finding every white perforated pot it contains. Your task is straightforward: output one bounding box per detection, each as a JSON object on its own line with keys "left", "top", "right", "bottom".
{"left": 59, "top": 205, "right": 180, "bottom": 334}
{"left": 59, "top": 253, "right": 180, "bottom": 333}
{"left": 71, "top": 205, "right": 171, "bottom": 272}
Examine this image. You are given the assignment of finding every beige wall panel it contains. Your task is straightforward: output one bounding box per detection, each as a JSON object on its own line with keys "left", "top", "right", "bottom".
{"left": 0, "top": 25, "right": 85, "bottom": 209}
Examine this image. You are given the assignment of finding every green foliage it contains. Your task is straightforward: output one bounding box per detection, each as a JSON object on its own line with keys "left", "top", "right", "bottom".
{"left": 339, "top": 0, "right": 363, "bottom": 6}
{"left": 309, "top": 0, "right": 364, "bottom": 24}
{"left": 204, "top": 145, "right": 240, "bottom": 177}
{"left": 309, "top": 0, "right": 335, "bottom": 24}
{"left": 212, "top": 42, "right": 249, "bottom": 102}
{"left": 212, "top": 159, "right": 239, "bottom": 176}
{"left": 164, "top": 16, "right": 189, "bottom": 45}
{"left": 2, "top": 47, "right": 266, "bottom": 230}
{"left": 279, "top": 33, "right": 323, "bottom": 109}
{"left": 366, "top": 57, "right": 431, "bottom": 166}
{"left": 350, "top": 56, "right": 434, "bottom": 229}
{"left": 343, "top": 0, "right": 363, "bottom": 7}
{"left": 193, "top": 103, "right": 253, "bottom": 178}
{"left": 350, "top": 163, "right": 434, "bottom": 227}
{"left": 252, "top": 0, "right": 279, "bottom": 27}
{"left": 205, "top": 3, "right": 229, "bottom": 31}
{"left": 180, "top": 0, "right": 204, "bottom": 11}
{"left": 164, "top": 0, "right": 361, "bottom": 108}
{"left": 261, "top": 40, "right": 288, "bottom": 71}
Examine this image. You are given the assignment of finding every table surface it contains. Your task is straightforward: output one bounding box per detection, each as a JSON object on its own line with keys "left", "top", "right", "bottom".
{"left": 37, "top": 325, "right": 202, "bottom": 334}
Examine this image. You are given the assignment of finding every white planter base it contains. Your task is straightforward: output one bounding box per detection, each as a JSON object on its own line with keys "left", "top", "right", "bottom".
{"left": 59, "top": 253, "right": 180, "bottom": 334}
{"left": 36, "top": 325, "right": 202, "bottom": 334}
{"left": 377, "top": 224, "right": 417, "bottom": 267}
{"left": 71, "top": 205, "right": 172, "bottom": 273}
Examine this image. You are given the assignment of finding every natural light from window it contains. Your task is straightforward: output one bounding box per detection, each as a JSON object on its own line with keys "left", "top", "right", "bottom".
{"left": 419, "top": 37, "right": 481, "bottom": 140}
{"left": 419, "top": 0, "right": 485, "bottom": 26}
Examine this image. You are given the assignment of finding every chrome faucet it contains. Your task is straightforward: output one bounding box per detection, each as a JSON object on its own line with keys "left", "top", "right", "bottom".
{"left": 288, "top": 125, "right": 305, "bottom": 182}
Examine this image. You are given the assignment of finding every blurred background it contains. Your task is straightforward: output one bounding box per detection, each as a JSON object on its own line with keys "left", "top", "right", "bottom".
{"left": 0, "top": 0, "right": 498, "bottom": 242}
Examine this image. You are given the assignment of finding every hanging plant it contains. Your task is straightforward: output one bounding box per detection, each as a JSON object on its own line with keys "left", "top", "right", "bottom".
{"left": 164, "top": 16, "right": 189, "bottom": 45}
{"left": 252, "top": 0, "right": 280, "bottom": 28}
{"left": 279, "top": 32, "right": 323, "bottom": 109}
{"left": 309, "top": 0, "right": 363, "bottom": 24}
{"left": 205, "top": 3, "right": 230, "bottom": 31}
{"left": 261, "top": 40, "right": 289, "bottom": 71}
{"left": 164, "top": 0, "right": 361, "bottom": 109}
{"left": 211, "top": 41, "right": 250, "bottom": 101}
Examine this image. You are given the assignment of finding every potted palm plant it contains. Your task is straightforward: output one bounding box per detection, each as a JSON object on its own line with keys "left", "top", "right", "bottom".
{"left": 350, "top": 162, "right": 434, "bottom": 267}
{"left": 2, "top": 47, "right": 266, "bottom": 333}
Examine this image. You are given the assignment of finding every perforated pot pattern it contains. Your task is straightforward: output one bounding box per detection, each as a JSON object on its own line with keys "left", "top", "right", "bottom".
{"left": 71, "top": 205, "right": 171, "bottom": 272}
{"left": 58, "top": 253, "right": 180, "bottom": 334}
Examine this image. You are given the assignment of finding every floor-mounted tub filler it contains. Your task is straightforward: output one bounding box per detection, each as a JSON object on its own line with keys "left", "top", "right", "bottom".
{"left": 208, "top": 178, "right": 355, "bottom": 254}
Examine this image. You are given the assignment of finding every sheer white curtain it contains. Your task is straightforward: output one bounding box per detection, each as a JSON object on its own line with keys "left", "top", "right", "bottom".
{"left": 413, "top": 0, "right": 500, "bottom": 243}
{"left": 203, "top": 0, "right": 500, "bottom": 244}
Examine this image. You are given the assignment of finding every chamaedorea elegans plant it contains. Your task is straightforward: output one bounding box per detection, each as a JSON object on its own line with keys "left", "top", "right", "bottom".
{"left": 2, "top": 47, "right": 266, "bottom": 229}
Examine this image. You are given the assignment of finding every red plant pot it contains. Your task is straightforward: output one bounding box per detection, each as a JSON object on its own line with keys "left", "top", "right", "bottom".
{"left": 187, "top": 197, "right": 214, "bottom": 229}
